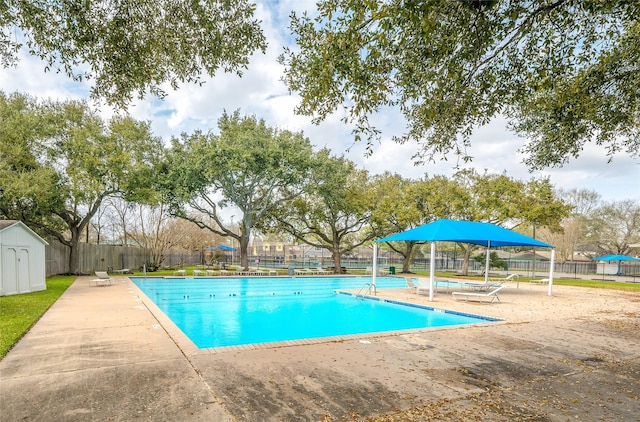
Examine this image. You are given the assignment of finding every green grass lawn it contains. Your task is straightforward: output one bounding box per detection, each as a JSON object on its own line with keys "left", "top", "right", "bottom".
{"left": 547, "top": 278, "right": 640, "bottom": 291}
{"left": 0, "top": 275, "right": 76, "bottom": 359}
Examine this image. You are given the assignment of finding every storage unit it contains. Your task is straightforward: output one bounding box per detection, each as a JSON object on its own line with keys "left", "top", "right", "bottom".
{"left": 0, "top": 220, "right": 49, "bottom": 296}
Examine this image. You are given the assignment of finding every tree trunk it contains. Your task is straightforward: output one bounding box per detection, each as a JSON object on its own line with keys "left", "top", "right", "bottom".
{"left": 68, "top": 227, "right": 82, "bottom": 275}
{"left": 239, "top": 235, "right": 250, "bottom": 270}
{"left": 401, "top": 242, "right": 417, "bottom": 273}
{"left": 332, "top": 248, "right": 342, "bottom": 274}
{"left": 460, "top": 247, "right": 473, "bottom": 276}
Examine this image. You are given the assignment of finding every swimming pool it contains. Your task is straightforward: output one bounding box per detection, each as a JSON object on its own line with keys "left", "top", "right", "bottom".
{"left": 133, "top": 276, "right": 497, "bottom": 348}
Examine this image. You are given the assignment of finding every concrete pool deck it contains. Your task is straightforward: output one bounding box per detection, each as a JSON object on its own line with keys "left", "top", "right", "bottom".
{"left": 1, "top": 275, "right": 639, "bottom": 421}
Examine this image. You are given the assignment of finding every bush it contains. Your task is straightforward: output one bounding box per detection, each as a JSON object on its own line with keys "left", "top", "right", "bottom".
{"left": 140, "top": 262, "right": 159, "bottom": 272}
{"left": 473, "top": 252, "right": 507, "bottom": 270}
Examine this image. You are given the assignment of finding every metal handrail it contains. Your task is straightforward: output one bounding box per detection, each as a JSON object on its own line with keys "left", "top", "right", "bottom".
{"left": 356, "top": 282, "right": 372, "bottom": 298}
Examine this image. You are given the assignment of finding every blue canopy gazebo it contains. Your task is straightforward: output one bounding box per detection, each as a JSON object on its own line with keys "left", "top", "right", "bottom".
{"left": 592, "top": 254, "right": 640, "bottom": 277}
{"left": 204, "top": 244, "right": 237, "bottom": 265}
{"left": 374, "top": 219, "right": 555, "bottom": 301}
{"left": 204, "top": 245, "right": 237, "bottom": 252}
{"left": 215, "top": 244, "right": 237, "bottom": 251}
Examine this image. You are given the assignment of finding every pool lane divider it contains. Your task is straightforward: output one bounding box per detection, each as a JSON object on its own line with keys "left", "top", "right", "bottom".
{"left": 171, "top": 291, "right": 308, "bottom": 299}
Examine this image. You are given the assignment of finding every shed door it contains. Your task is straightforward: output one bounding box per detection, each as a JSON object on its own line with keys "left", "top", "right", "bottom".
{"left": 2, "top": 246, "right": 31, "bottom": 294}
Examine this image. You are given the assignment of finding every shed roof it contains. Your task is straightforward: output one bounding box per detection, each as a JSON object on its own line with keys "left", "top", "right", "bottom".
{"left": 0, "top": 220, "right": 19, "bottom": 231}
{"left": 0, "top": 220, "right": 49, "bottom": 245}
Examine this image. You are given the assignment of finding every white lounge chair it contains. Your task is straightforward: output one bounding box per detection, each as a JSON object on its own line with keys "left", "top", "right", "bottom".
{"left": 112, "top": 268, "right": 132, "bottom": 274}
{"left": 462, "top": 282, "right": 499, "bottom": 292}
{"left": 415, "top": 278, "right": 431, "bottom": 295}
{"left": 405, "top": 277, "right": 416, "bottom": 291}
{"left": 490, "top": 274, "right": 520, "bottom": 287}
{"left": 315, "top": 267, "right": 330, "bottom": 275}
{"left": 366, "top": 266, "right": 389, "bottom": 275}
{"left": 90, "top": 271, "right": 112, "bottom": 287}
{"left": 239, "top": 267, "right": 263, "bottom": 276}
{"left": 452, "top": 285, "right": 506, "bottom": 303}
{"left": 294, "top": 268, "right": 310, "bottom": 275}
{"left": 532, "top": 278, "right": 550, "bottom": 284}
{"left": 408, "top": 277, "right": 454, "bottom": 294}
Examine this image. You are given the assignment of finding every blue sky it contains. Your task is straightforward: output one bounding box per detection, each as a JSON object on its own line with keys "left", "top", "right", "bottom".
{"left": 1, "top": 0, "right": 638, "bottom": 203}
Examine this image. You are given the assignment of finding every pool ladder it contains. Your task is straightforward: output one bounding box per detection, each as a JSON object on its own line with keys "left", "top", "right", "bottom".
{"left": 356, "top": 282, "right": 375, "bottom": 298}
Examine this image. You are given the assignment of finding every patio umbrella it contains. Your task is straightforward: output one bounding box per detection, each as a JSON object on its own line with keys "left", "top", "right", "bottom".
{"left": 592, "top": 254, "right": 640, "bottom": 278}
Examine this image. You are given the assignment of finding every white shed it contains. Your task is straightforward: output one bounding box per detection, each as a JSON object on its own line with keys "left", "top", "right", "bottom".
{"left": 0, "top": 220, "right": 49, "bottom": 296}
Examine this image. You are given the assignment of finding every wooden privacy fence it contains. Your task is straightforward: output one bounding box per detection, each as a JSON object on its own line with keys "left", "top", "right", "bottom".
{"left": 45, "top": 239, "right": 204, "bottom": 276}
{"left": 45, "top": 240, "right": 151, "bottom": 276}
{"left": 45, "top": 240, "right": 71, "bottom": 276}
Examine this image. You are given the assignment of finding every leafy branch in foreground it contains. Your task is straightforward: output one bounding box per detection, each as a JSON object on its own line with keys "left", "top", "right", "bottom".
{"left": 281, "top": 0, "right": 639, "bottom": 169}
{"left": 1, "top": 1, "right": 266, "bottom": 106}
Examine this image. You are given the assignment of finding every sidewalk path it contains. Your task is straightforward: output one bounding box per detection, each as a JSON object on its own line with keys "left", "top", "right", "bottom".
{"left": 0, "top": 276, "right": 231, "bottom": 421}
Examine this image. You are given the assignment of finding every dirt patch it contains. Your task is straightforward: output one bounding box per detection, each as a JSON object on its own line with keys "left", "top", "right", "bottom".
{"left": 204, "top": 362, "right": 406, "bottom": 420}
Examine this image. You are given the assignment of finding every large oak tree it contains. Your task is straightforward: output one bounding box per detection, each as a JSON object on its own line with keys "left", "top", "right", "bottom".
{"left": 261, "top": 150, "right": 387, "bottom": 273}
{"left": 0, "top": 92, "right": 162, "bottom": 273}
{"left": 160, "top": 111, "right": 315, "bottom": 270}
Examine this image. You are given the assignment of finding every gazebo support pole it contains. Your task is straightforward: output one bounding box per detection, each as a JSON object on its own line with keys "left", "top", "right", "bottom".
{"left": 548, "top": 249, "right": 555, "bottom": 296}
{"left": 484, "top": 242, "right": 491, "bottom": 284}
{"left": 429, "top": 242, "right": 435, "bottom": 301}
{"left": 372, "top": 243, "right": 378, "bottom": 294}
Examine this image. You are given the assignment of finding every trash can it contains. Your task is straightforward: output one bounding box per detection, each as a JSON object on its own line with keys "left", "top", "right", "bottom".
{"left": 288, "top": 265, "right": 295, "bottom": 276}
{"left": 389, "top": 266, "right": 396, "bottom": 275}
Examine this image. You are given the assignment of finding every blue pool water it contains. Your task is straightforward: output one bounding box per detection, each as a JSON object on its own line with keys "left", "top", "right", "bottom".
{"left": 133, "top": 276, "right": 495, "bottom": 348}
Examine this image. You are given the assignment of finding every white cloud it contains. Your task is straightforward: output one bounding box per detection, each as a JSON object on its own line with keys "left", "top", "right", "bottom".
{"left": 538, "top": 143, "right": 639, "bottom": 201}
{"left": 2, "top": 3, "right": 638, "bottom": 203}
{"left": 0, "top": 50, "right": 87, "bottom": 101}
